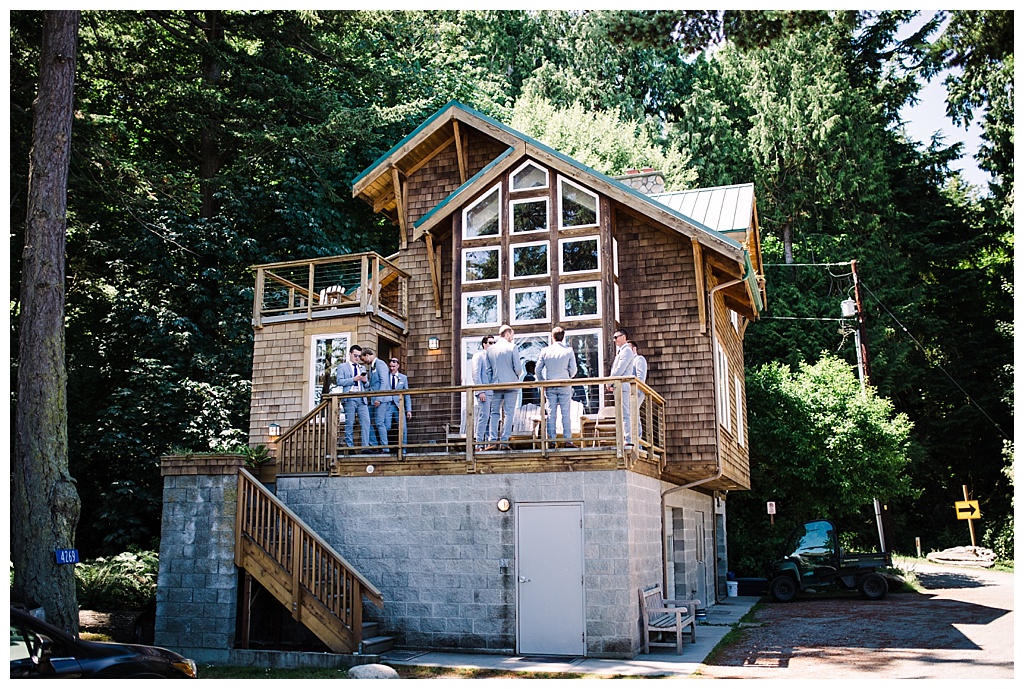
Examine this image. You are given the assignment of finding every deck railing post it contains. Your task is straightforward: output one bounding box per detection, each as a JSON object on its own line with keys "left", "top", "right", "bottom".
{"left": 359, "top": 256, "right": 369, "bottom": 314}
{"left": 253, "top": 267, "right": 265, "bottom": 328}
{"left": 306, "top": 262, "right": 316, "bottom": 320}
{"left": 466, "top": 387, "right": 476, "bottom": 471}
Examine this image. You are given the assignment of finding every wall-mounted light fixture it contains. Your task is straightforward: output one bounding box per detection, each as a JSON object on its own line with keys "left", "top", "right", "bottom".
{"left": 268, "top": 423, "right": 281, "bottom": 440}
{"left": 427, "top": 336, "right": 441, "bottom": 351}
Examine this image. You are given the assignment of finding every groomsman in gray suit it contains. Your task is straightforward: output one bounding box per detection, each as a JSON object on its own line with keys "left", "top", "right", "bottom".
{"left": 334, "top": 345, "right": 371, "bottom": 449}
{"left": 535, "top": 326, "right": 578, "bottom": 447}
{"left": 608, "top": 328, "right": 636, "bottom": 445}
{"left": 361, "top": 348, "right": 392, "bottom": 451}
{"left": 486, "top": 324, "right": 522, "bottom": 450}
{"left": 471, "top": 335, "right": 494, "bottom": 451}
{"left": 382, "top": 356, "right": 412, "bottom": 446}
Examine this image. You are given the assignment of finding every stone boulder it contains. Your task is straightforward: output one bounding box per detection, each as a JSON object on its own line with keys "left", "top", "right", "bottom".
{"left": 347, "top": 663, "right": 400, "bottom": 679}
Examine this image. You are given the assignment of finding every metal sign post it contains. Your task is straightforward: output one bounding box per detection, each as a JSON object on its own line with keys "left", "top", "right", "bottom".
{"left": 955, "top": 485, "right": 980, "bottom": 547}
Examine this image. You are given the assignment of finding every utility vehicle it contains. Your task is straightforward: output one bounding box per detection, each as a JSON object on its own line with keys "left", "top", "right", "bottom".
{"left": 768, "top": 519, "right": 892, "bottom": 602}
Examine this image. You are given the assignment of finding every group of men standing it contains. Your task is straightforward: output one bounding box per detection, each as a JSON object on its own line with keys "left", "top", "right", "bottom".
{"left": 471, "top": 324, "right": 648, "bottom": 450}
{"left": 333, "top": 345, "right": 412, "bottom": 453}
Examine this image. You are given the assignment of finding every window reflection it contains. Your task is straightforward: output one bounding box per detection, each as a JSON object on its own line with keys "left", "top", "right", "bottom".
{"left": 561, "top": 237, "right": 599, "bottom": 273}
{"left": 465, "top": 186, "right": 500, "bottom": 238}
{"left": 464, "top": 247, "right": 500, "bottom": 282}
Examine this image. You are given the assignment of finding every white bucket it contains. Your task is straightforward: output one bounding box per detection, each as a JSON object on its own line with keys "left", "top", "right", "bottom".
{"left": 726, "top": 581, "right": 738, "bottom": 597}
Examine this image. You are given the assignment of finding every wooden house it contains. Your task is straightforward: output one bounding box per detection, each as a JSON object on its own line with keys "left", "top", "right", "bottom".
{"left": 231, "top": 101, "right": 766, "bottom": 659}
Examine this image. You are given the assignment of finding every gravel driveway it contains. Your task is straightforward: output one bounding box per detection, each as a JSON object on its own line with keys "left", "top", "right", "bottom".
{"left": 696, "top": 560, "right": 1014, "bottom": 679}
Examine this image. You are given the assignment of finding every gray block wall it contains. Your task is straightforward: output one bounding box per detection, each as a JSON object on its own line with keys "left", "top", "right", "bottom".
{"left": 155, "top": 466, "right": 240, "bottom": 664}
{"left": 277, "top": 470, "right": 698, "bottom": 658}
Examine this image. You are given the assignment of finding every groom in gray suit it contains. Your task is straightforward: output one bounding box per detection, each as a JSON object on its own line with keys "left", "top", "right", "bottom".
{"left": 486, "top": 324, "right": 521, "bottom": 450}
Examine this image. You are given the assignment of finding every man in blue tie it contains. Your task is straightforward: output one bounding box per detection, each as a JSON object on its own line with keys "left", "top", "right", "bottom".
{"left": 381, "top": 357, "right": 412, "bottom": 447}
{"left": 360, "top": 347, "right": 393, "bottom": 452}
{"left": 334, "top": 345, "right": 371, "bottom": 450}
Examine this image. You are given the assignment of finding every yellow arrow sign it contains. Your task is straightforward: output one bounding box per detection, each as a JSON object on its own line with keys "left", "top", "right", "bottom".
{"left": 955, "top": 500, "right": 980, "bottom": 520}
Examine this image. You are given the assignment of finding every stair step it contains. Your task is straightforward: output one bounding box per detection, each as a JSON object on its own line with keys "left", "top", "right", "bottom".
{"left": 362, "top": 621, "right": 380, "bottom": 636}
{"left": 362, "top": 634, "right": 395, "bottom": 655}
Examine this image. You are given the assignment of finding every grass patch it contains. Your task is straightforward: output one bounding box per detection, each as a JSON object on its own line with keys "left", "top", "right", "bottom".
{"left": 699, "top": 598, "right": 765, "bottom": 666}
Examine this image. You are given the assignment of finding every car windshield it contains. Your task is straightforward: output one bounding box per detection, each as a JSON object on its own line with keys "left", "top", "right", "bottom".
{"left": 784, "top": 520, "right": 835, "bottom": 559}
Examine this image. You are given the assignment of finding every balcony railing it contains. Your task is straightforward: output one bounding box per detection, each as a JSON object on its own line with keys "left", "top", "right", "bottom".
{"left": 274, "top": 377, "right": 666, "bottom": 477}
{"left": 251, "top": 253, "right": 409, "bottom": 328}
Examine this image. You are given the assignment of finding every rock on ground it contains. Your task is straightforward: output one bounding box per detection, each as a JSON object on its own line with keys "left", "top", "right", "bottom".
{"left": 348, "top": 663, "right": 399, "bottom": 679}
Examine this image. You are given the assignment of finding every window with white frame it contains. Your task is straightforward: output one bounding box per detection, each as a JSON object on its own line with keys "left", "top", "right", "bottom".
{"left": 511, "top": 286, "right": 550, "bottom": 325}
{"left": 613, "top": 236, "right": 619, "bottom": 277}
{"left": 731, "top": 310, "right": 740, "bottom": 333}
{"left": 511, "top": 197, "right": 548, "bottom": 234}
{"left": 308, "top": 332, "right": 350, "bottom": 410}
{"left": 735, "top": 374, "right": 744, "bottom": 447}
{"left": 560, "top": 281, "right": 601, "bottom": 321}
{"left": 716, "top": 340, "right": 731, "bottom": 433}
{"left": 463, "top": 184, "right": 501, "bottom": 238}
{"left": 463, "top": 246, "right": 500, "bottom": 283}
{"left": 511, "top": 161, "right": 548, "bottom": 191}
{"left": 559, "top": 236, "right": 600, "bottom": 274}
{"left": 463, "top": 291, "right": 501, "bottom": 329}
{"left": 511, "top": 241, "right": 549, "bottom": 279}
{"left": 559, "top": 177, "right": 598, "bottom": 228}
{"left": 565, "top": 328, "right": 603, "bottom": 415}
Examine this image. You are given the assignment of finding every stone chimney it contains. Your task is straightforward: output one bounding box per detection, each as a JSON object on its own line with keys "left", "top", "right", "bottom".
{"left": 614, "top": 167, "right": 665, "bottom": 196}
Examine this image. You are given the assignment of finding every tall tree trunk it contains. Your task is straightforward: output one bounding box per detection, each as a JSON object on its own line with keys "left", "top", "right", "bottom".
{"left": 12, "top": 9, "right": 82, "bottom": 634}
{"left": 782, "top": 219, "right": 794, "bottom": 264}
{"left": 199, "top": 9, "right": 223, "bottom": 219}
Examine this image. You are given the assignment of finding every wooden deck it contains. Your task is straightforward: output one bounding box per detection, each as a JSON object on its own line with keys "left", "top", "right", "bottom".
{"left": 273, "top": 378, "right": 669, "bottom": 480}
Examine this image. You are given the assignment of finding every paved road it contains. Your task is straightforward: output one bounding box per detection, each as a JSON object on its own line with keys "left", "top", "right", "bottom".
{"left": 697, "top": 560, "right": 1014, "bottom": 679}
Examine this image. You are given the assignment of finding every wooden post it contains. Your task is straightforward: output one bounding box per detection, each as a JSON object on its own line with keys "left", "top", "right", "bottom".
{"left": 240, "top": 571, "right": 252, "bottom": 649}
{"left": 963, "top": 484, "right": 977, "bottom": 547}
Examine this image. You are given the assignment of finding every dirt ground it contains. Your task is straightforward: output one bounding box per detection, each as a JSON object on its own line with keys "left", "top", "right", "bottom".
{"left": 696, "top": 561, "right": 1014, "bottom": 679}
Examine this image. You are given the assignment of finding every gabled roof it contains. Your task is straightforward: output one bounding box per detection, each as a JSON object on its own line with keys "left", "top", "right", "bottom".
{"left": 352, "top": 100, "right": 765, "bottom": 315}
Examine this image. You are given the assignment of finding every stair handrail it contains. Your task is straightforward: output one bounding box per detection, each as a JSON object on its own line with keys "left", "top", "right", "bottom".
{"left": 236, "top": 468, "right": 384, "bottom": 628}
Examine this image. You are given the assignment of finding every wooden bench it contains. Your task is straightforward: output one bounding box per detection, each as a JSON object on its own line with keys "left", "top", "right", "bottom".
{"left": 639, "top": 585, "right": 700, "bottom": 654}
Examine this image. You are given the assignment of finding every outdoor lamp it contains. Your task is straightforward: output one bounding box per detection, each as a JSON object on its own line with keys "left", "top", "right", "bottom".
{"left": 268, "top": 423, "right": 281, "bottom": 440}
{"left": 428, "top": 336, "right": 441, "bottom": 350}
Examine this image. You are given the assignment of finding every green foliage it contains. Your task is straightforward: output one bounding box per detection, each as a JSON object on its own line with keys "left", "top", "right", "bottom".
{"left": 727, "top": 354, "right": 916, "bottom": 574}
{"left": 509, "top": 92, "right": 697, "bottom": 190}
{"left": 75, "top": 550, "right": 159, "bottom": 610}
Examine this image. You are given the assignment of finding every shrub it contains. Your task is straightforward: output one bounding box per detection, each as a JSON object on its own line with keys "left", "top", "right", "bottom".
{"left": 75, "top": 550, "right": 159, "bottom": 609}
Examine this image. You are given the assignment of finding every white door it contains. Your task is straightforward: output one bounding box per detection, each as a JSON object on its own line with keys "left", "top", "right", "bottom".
{"left": 515, "top": 502, "right": 586, "bottom": 656}
{"left": 695, "top": 510, "right": 708, "bottom": 606}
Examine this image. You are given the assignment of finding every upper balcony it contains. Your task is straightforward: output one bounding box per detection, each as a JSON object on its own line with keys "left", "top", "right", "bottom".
{"left": 251, "top": 253, "right": 409, "bottom": 331}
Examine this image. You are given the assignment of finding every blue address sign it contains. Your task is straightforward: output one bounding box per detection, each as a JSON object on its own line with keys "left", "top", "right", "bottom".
{"left": 54, "top": 549, "right": 79, "bottom": 565}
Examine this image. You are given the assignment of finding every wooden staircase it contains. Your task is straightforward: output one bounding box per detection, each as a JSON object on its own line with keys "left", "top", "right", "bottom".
{"left": 235, "top": 468, "right": 387, "bottom": 653}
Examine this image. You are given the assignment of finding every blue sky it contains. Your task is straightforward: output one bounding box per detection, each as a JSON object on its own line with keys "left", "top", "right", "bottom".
{"left": 896, "top": 10, "right": 988, "bottom": 190}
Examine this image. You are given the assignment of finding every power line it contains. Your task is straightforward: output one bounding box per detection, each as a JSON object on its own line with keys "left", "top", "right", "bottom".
{"left": 860, "top": 281, "right": 1010, "bottom": 441}
{"left": 763, "top": 262, "right": 852, "bottom": 268}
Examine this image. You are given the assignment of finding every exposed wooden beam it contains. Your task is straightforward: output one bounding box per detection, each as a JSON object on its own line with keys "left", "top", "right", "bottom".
{"left": 373, "top": 187, "right": 395, "bottom": 214}
{"left": 403, "top": 135, "right": 455, "bottom": 178}
{"left": 691, "top": 238, "right": 707, "bottom": 334}
{"left": 391, "top": 166, "right": 407, "bottom": 249}
{"left": 453, "top": 120, "right": 467, "bottom": 184}
{"left": 424, "top": 232, "right": 442, "bottom": 317}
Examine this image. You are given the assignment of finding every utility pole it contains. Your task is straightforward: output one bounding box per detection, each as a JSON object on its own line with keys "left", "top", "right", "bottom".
{"left": 850, "top": 260, "right": 872, "bottom": 388}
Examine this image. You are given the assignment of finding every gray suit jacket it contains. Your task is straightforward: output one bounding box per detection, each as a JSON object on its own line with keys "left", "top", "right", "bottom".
{"left": 386, "top": 372, "right": 412, "bottom": 411}
{"left": 471, "top": 350, "right": 492, "bottom": 386}
{"left": 632, "top": 355, "right": 648, "bottom": 384}
{"left": 487, "top": 338, "right": 522, "bottom": 384}
{"left": 610, "top": 343, "right": 636, "bottom": 378}
{"left": 535, "top": 341, "right": 577, "bottom": 382}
